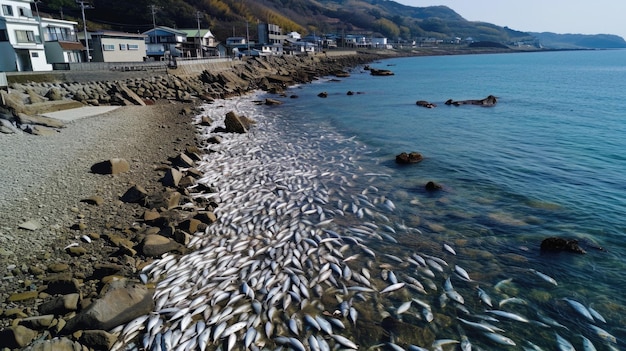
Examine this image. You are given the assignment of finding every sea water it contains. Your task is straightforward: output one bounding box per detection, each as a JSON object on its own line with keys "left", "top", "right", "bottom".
{"left": 130, "top": 50, "right": 626, "bottom": 351}
{"left": 231, "top": 50, "right": 626, "bottom": 349}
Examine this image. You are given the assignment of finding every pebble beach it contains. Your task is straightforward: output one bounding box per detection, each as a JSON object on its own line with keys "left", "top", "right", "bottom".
{"left": 0, "top": 53, "right": 380, "bottom": 350}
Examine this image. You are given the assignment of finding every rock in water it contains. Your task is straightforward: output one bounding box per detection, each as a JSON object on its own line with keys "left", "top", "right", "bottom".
{"left": 540, "top": 237, "right": 586, "bottom": 254}
{"left": 425, "top": 181, "right": 442, "bottom": 191}
{"left": 224, "top": 111, "right": 254, "bottom": 133}
{"left": 395, "top": 152, "right": 424, "bottom": 164}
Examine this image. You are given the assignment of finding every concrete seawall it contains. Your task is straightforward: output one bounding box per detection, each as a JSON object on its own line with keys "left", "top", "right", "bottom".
{"left": 1, "top": 51, "right": 373, "bottom": 133}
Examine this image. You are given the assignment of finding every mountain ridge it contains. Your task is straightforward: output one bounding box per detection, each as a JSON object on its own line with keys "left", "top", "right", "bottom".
{"left": 37, "top": 0, "right": 626, "bottom": 49}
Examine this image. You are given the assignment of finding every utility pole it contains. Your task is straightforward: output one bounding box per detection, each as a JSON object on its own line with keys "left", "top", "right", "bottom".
{"left": 33, "top": 0, "right": 41, "bottom": 19}
{"left": 246, "top": 21, "right": 250, "bottom": 54}
{"left": 149, "top": 4, "right": 160, "bottom": 59}
{"left": 196, "top": 11, "right": 202, "bottom": 58}
{"left": 76, "top": 1, "right": 93, "bottom": 62}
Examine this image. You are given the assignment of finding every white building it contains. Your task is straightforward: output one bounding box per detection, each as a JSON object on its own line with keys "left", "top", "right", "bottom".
{"left": 40, "top": 17, "right": 84, "bottom": 65}
{"left": 0, "top": 0, "right": 51, "bottom": 71}
{"left": 90, "top": 31, "right": 147, "bottom": 62}
{"left": 286, "top": 31, "right": 301, "bottom": 40}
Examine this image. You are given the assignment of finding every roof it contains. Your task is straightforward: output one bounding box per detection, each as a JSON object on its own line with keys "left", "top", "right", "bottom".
{"left": 58, "top": 41, "right": 85, "bottom": 51}
{"left": 90, "top": 31, "right": 147, "bottom": 39}
{"left": 179, "top": 29, "right": 214, "bottom": 38}
{"left": 142, "top": 26, "right": 187, "bottom": 36}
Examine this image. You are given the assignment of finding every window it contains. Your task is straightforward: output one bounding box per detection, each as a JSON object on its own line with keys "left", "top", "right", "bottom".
{"left": 103, "top": 44, "right": 115, "bottom": 51}
{"left": 2, "top": 5, "right": 13, "bottom": 16}
{"left": 127, "top": 44, "right": 139, "bottom": 50}
{"left": 0, "top": 29, "right": 8, "bottom": 42}
{"left": 18, "top": 7, "right": 32, "bottom": 18}
{"left": 119, "top": 44, "right": 127, "bottom": 50}
{"left": 15, "top": 30, "right": 36, "bottom": 43}
{"left": 31, "top": 52, "right": 39, "bottom": 58}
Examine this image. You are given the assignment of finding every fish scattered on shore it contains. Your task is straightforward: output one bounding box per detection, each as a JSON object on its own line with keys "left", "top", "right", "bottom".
{"left": 109, "top": 95, "right": 619, "bottom": 351}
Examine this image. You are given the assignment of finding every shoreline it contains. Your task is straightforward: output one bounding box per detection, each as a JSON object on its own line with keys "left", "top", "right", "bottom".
{"left": 0, "top": 52, "right": 381, "bottom": 349}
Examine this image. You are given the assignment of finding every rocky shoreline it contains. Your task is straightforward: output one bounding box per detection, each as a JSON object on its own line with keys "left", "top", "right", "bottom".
{"left": 0, "top": 53, "right": 379, "bottom": 350}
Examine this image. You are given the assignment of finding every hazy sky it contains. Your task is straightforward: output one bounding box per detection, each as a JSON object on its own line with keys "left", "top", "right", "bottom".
{"left": 395, "top": 0, "right": 626, "bottom": 39}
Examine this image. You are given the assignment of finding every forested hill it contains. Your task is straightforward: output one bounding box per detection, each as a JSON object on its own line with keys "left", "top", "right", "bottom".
{"left": 37, "top": 0, "right": 626, "bottom": 49}
{"left": 36, "top": 0, "right": 533, "bottom": 43}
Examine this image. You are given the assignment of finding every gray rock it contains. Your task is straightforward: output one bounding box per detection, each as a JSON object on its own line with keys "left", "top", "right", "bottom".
{"left": 224, "top": 111, "right": 249, "bottom": 133}
{"left": 26, "top": 336, "right": 85, "bottom": 351}
{"left": 115, "top": 83, "right": 146, "bottom": 106}
{"left": 17, "top": 113, "right": 65, "bottom": 129}
{"left": 90, "top": 158, "right": 130, "bottom": 175}
{"left": 140, "top": 235, "right": 179, "bottom": 257}
{"left": 18, "top": 219, "right": 42, "bottom": 231}
{"left": 120, "top": 184, "right": 148, "bottom": 204}
{"left": 45, "top": 87, "right": 65, "bottom": 101}
{"left": 20, "top": 315, "right": 55, "bottom": 330}
{"left": 39, "top": 293, "right": 80, "bottom": 315}
{"left": 45, "top": 275, "right": 80, "bottom": 295}
{"left": 79, "top": 330, "right": 117, "bottom": 350}
{"left": 62, "top": 280, "right": 154, "bottom": 333}
{"left": 0, "top": 325, "right": 38, "bottom": 349}
{"left": 161, "top": 167, "right": 183, "bottom": 187}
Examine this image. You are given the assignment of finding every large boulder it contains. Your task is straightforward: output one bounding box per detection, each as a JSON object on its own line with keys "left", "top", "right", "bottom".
{"left": 223, "top": 111, "right": 255, "bottom": 133}
{"left": 140, "top": 234, "right": 180, "bottom": 257}
{"left": 62, "top": 280, "right": 154, "bottom": 333}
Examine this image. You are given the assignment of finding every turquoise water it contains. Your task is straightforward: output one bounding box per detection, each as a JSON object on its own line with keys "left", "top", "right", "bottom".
{"left": 254, "top": 50, "right": 626, "bottom": 349}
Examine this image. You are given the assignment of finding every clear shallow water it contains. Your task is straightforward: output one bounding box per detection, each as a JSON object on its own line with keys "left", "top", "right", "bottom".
{"left": 123, "top": 51, "right": 626, "bottom": 351}
{"left": 252, "top": 50, "right": 626, "bottom": 348}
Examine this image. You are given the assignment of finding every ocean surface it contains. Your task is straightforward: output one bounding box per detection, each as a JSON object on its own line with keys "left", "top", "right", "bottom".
{"left": 127, "top": 50, "right": 626, "bottom": 351}
{"left": 246, "top": 50, "right": 626, "bottom": 348}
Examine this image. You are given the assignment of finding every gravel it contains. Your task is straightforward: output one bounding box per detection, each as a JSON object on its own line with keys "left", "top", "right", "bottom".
{"left": 0, "top": 101, "right": 198, "bottom": 312}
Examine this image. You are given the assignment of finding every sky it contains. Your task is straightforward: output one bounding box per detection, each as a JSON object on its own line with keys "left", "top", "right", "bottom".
{"left": 395, "top": 0, "right": 626, "bottom": 39}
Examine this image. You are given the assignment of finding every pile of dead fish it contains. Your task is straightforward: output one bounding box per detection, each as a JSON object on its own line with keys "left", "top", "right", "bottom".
{"left": 112, "top": 96, "right": 621, "bottom": 351}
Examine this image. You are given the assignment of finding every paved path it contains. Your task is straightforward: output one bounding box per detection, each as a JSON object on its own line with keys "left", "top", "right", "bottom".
{"left": 42, "top": 106, "right": 120, "bottom": 122}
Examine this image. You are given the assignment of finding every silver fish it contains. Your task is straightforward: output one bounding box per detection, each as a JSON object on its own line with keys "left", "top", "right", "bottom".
{"left": 563, "top": 298, "right": 594, "bottom": 322}
{"left": 555, "top": 333, "right": 575, "bottom": 351}
{"left": 483, "top": 332, "right": 516, "bottom": 346}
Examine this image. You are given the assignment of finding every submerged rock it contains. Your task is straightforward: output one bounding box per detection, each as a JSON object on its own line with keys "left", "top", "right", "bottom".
{"left": 445, "top": 95, "right": 497, "bottom": 107}
{"left": 425, "top": 181, "right": 442, "bottom": 191}
{"left": 395, "top": 152, "right": 423, "bottom": 164}
{"left": 540, "top": 237, "right": 586, "bottom": 254}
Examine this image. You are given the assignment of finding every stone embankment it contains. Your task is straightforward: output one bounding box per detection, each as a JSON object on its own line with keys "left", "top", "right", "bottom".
{"left": 0, "top": 53, "right": 378, "bottom": 350}
{"left": 1, "top": 54, "right": 376, "bottom": 135}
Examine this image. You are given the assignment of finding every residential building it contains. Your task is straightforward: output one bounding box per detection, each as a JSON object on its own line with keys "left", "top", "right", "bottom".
{"left": 40, "top": 16, "right": 84, "bottom": 65}
{"left": 179, "top": 28, "right": 224, "bottom": 57}
{"left": 225, "top": 36, "right": 249, "bottom": 57}
{"left": 259, "top": 43, "right": 283, "bottom": 56}
{"left": 286, "top": 31, "right": 301, "bottom": 40}
{"left": 143, "top": 26, "right": 186, "bottom": 60}
{"left": 285, "top": 40, "right": 315, "bottom": 55}
{"left": 0, "top": 0, "right": 51, "bottom": 71}
{"left": 89, "top": 30, "right": 147, "bottom": 62}
{"left": 225, "top": 36, "right": 246, "bottom": 46}
{"left": 371, "top": 37, "right": 388, "bottom": 49}
{"left": 257, "top": 23, "right": 284, "bottom": 45}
